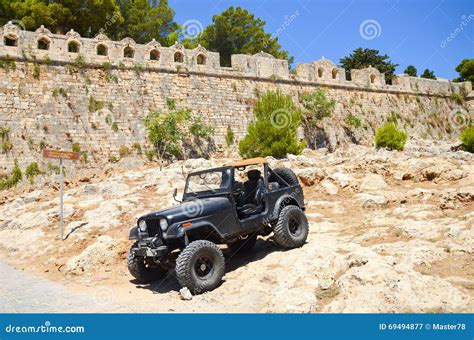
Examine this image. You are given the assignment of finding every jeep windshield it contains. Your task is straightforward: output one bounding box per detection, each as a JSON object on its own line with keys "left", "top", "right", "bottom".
{"left": 184, "top": 168, "right": 232, "bottom": 197}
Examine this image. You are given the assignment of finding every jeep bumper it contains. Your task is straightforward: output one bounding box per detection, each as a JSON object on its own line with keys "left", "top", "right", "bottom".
{"left": 131, "top": 245, "right": 168, "bottom": 258}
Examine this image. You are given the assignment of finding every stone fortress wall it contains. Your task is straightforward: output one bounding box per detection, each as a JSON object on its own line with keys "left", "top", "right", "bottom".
{"left": 0, "top": 21, "right": 472, "bottom": 170}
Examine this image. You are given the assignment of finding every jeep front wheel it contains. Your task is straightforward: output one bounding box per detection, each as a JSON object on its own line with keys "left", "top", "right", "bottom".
{"left": 127, "top": 247, "right": 168, "bottom": 283}
{"left": 273, "top": 205, "right": 309, "bottom": 248}
{"left": 175, "top": 240, "right": 225, "bottom": 294}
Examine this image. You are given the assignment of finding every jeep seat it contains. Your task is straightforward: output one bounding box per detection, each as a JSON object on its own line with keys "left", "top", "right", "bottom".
{"left": 238, "top": 170, "right": 264, "bottom": 217}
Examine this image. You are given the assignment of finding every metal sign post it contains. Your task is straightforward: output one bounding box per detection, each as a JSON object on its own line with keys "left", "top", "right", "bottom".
{"left": 43, "top": 150, "right": 80, "bottom": 240}
{"left": 59, "top": 158, "right": 64, "bottom": 240}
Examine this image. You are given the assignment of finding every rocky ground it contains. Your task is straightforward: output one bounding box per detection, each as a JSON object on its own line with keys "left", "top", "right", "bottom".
{"left": 0, "top": 139, "right": 472, "bottom": 313}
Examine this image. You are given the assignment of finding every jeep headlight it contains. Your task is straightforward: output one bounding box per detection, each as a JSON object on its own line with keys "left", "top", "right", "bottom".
{"left": 138, "top": 220, "right": 147, "bottom": 232}
{"left": 160, "top": 218, "right": 168, "bottom": 231}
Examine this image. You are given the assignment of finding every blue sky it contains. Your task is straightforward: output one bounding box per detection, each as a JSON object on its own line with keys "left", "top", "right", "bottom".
{"left": 170, "top": 0, "right": 473, "bottom": 79}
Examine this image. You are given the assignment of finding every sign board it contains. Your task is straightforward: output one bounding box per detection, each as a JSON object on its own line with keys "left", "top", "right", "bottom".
{"left": 43, "top": 149, "right": 80, "bottom": 161}
{"left": 42, "top": 149, "right": 80, "bottom": 241}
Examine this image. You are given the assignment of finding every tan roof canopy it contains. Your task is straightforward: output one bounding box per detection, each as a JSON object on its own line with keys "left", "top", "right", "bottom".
{"left": 224, "top": 157, "right": 268, "bottom": 167}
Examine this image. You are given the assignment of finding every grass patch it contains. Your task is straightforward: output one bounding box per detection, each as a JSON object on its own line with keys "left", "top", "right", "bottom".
{"left": 32, "top": 63, "right": 40, "bottom": 79}
{"left": 89, "top": 96, "right": 104, "bottom": 112}
{"left": 0, "top": 59, "right": 16, "bottom": 71}
{"left": 344, "top": 113, "right": 362, "bottom": 128}
{"left": 111, "top": 122, "right": 119, "bottom": 132}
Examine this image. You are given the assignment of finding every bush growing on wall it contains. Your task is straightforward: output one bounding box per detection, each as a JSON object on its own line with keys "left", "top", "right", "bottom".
{"left": 0, "top": 160, "right": 22, "bottom": 190}
{"left": 25, "top": 162, "right": 44, "bottom": 184}
{"left": 344, "top": 113, "right": 362, "bottom": 128}
{"left": 239, "top": 90, "right": 305, "bottom": 158}
{"left": 375, "top": 123, "right": 408, "bottom": 151}
{"left": 460, "top": 125, "right": 474, "bottom": 153}
{"left": 145, "top": 108, "right": 188, "bottom": 164}
{"left": 119, "top": 145, "right": 131, "bottom": 158}
{"left": 144, "top": 100, "right": 214, "bottom": 167}
{"left": 299, "top": 89, "right": 335, "bottom": 123}
{"left": 226, "top": 126, "right": 235, "bottom": 146}
{"left": 72, "top": 143, "right": 81, "bottom": 153}
{"left": 297, "top": 89, "right": 335, "bottom": 149}
{"left": 189, "top": 117, "right": 214, "bottom": 138}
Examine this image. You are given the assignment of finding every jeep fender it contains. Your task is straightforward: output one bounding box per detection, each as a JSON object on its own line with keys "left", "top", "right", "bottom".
{"left": 168, "top": 220, "right": 224, "bottom": 240}
{"left": 129, "top": 226, "right": 139, "bottom": 240}
{"left": 270, "top": 193, "right": 304, "bottom": 221}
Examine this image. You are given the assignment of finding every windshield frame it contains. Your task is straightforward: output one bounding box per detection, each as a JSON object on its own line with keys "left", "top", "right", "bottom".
{"left": 184, "top": 166, "right": 234, "bottom": 198}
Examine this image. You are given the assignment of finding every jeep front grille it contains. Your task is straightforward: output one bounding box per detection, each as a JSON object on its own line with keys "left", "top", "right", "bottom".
{"left": 144, "top": 217, "right": 163, "bottom": 239}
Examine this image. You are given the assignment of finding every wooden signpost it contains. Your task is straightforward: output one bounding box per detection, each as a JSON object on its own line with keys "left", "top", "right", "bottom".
{"left": 43, "top": 149, "right": 80, "bottom": 240}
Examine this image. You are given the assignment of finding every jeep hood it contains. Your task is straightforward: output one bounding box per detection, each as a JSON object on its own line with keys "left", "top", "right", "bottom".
{"left": 140, "top": 196, "right": 231, "bottom": 224}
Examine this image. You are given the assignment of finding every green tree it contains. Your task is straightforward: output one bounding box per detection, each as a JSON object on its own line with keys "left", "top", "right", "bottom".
{"left": 114, "top": 0, "right": 178, "bottom": 45}
{"left": 239, "top": 90, "right": 304, "bottom": 159}
{"left": 196, "top": 6, "right": 292, "bottom": 67}
{"left": 404, "top": 65, "right": 417, "bottom": 77}
{"left": 339, "top": 48, "right": 398, "bottom": 84}
{"left": 453, "top": 59, "right": 474, "bottom": 83}
{"left": 375, "top": 123, "right": 408, "bottom": 151}
{"left": 0, "top": 0, "right": 15, "bottom": 26}
{"left": 3, "top": 0, "right": 123, "bottom": 36}
{"left": 59, "top": 0, "right": 123, "bottom": 37}
{"left": 4, "top": 0, "right": 73, "bottom": 32}
{"left": 420, "top": 69, "right": 436, "bottom": 80}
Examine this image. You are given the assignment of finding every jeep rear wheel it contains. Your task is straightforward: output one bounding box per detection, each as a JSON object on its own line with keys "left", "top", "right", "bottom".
{"left": 175, "top": 240, "right": 225, "bottom": 294}
{"left": 127, "top": 245, "right": 168, "bottom": 283}
{"left": 227, "top": 233, "right": 257, "bottom": 253}
{"left": 273, "top": 205, "right": 309, "bottom": 248}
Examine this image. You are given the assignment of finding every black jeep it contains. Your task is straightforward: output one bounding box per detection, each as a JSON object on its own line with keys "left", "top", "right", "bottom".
{"left": 128, "top": 157, "right": 308, "bottom": 294}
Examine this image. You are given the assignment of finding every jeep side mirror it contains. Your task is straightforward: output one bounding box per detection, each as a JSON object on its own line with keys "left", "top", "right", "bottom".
{"left": 173, "top": 188, "right": 181, "bottom": 202}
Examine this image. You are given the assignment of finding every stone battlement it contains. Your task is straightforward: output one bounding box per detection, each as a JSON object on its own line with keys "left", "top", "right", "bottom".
{"left": 0, "top": 22, "right": 471, "bottom": 96}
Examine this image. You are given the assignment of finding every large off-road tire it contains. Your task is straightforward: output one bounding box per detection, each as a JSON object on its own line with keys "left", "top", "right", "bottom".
{"left": 127, "top": 245, "right": 168, "bottom": 283}
{"left": 227, "top": 233, "right": 258, "bottom": 253}
{"left": 273, "top": 205, "right": 309, "bottom": 249}
{"left": 175, "top": 240, "right": 225, "bottom": 294}
{"left": 269, "top": 167, "right": 299, "bottom": 186}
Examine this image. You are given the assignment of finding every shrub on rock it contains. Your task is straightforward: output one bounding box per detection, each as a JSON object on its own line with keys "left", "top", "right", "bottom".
{"left": 375, "top": 123, "right": 408, "bottom": 151}
{"left": 460, "top": 125, "right": 474, "bottom": 153}
{"left": 239, "top": 90, "right": 305, "bottom": 158}
{"left": 0, "top": 160, "right": 22, "bottom": 190}
{"left": 25, "top": 162, "right": 44, "bottom": 184}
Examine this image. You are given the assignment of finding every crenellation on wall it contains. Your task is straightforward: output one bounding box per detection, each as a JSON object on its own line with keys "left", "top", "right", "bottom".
{"left": 296, "top": 58, "right": 345, "bottom": 84}
{"left": 231, "top": 52, "right": 289, "bottom": 79}
{"left": 0, "top": 22, "right": 221, "bottom": 72}
{"left": 391, "top": 74, "right": 411, "bottom": 91}
{"left": 407, "top": 76, "right": 471, "bottom": 95}
{"left": 351, "top": 66, "right": 386, "bottom": 87}
{"left": 1, "top": 22, "right": 470, "bottom": 96}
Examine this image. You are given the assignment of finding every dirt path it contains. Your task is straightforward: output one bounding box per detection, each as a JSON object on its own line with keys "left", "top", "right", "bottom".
{"left": 0, "top": 260, "right": 122, "bottom": 313}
